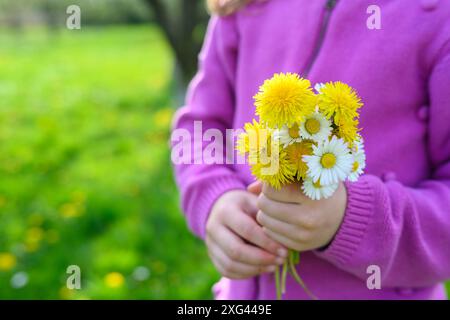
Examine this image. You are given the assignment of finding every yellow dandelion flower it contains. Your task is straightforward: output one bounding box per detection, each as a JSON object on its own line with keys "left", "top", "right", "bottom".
{"left": 254, "top": 73, "right": 317, "bottom": 128}
{"left": 337, "top": 118, "right": 360, "bottom": 145}
{"left": 286, "top": 141, "right": 314, "bottom": 180}
{"left": 251, "top": 146, "right": 296, "bottom": 190}
{"left": 236, "top": 119, "right": 274, "bottom": 166}
{"left": 318, "top": 81, "right": 362, "bottom": 126}
{"left": 236, "top": 120, "right": 267, "bottom": 155}
{"left": 0, "top": 252, "right": 17, "bottom": 271}
{"left": 104, "top": 272, "right": 125, "bottom": 288}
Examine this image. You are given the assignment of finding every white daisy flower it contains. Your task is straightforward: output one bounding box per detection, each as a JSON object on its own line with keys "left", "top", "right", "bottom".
{"left": 303, "top": 136, "right": 353, "bottom": 185}
{"left": 314, "top": 83, "right": 325, "bottom": 94}
{"left": 299, "top": 112, "right": 332, "bottom": 142}
{"left": 274, "top": 123, "right": 302, "bottom": 148}
{"left": 301, "top": 178, "right": 339, "bottom": 200}
{"left": 348, "top": 139, "right": 366, "bottom": 182}
{"left": 352, "top": 136, "right": 365, "bottom": 153}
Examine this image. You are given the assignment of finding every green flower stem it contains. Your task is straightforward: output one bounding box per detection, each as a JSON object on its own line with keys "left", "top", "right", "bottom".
{"left": 291, "top": 250, "right": 300, "bottom": 264}
{"left": 274, "top": 250, "right": 317, "bottom": 300}
{"left": 288, "top": 251, "right": 318, "bottom": 300}
{"left": 275, "top": 265, "right": 282, "bottom": 300}
{"left": 281, "top": 260, "right": 288, "bottom": 294}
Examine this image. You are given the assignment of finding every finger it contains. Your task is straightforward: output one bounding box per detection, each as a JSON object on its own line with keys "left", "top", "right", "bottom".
{"left": 263, "top": 227, "right": 313, "bottom": 252}
{"left": 206, "top": 235, "right": 243, "bottom": 279}
{"left": 257, "top": 194, "right": 302, "bottom": 225}
{"left": 256, "top": 210, "right": 302, "bottom": 241}
{"left": 211, "top": 225, "right": 285, "bottom": 266}
{"left": 247, "top": 180, "right": 263, "bottom": 195}
{"left": 263, "top": 182, "right": 309, "bottom": 204}
{"left": 208, "top": 240, "right": 276, "bottom": 279}
{"left": 207, "top": 246, "right": 242, "bottom": 279}
{"left": 240, "top": 192, "right": 258, "bottom": 219}
{"left": 225, "top": 208, "right": 288, "bottom": 257}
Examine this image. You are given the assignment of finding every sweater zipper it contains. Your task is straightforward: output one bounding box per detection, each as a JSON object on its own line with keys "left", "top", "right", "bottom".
{"left": 302, "top": 0, "right": 338, "bottom": 76}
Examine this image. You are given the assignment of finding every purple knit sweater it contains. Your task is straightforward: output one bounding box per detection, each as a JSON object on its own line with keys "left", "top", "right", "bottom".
{"left": 172, "top": 0, "right": 450, "bottom": 299}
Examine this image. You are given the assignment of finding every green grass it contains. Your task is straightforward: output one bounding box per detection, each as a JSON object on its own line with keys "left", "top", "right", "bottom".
{"left": 0, "top": 25, "right": 219, "bottom": 299}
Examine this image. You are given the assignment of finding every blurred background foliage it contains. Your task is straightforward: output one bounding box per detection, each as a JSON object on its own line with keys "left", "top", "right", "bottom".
{"left": 0, "top": 0, "right": 208, "bottom": 90}
{"left": 0, "top": 0, "right": 217, "bottom": 299}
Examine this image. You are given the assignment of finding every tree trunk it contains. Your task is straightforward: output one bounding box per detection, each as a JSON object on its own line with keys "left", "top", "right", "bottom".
{"left": 144, "top": 0, "right": 208, "bottom": 90}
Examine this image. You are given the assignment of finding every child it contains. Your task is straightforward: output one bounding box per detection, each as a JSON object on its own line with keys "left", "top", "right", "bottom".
{"left": 172, "top": 0, "right": 450, "bottom": 299}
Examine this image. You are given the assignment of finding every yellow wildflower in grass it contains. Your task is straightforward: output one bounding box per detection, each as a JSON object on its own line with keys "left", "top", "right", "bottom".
{"left": 104, "top": 272, "right": 125, "bottom": 288}
{"left": 71, "top": 191, "right": 86, "bottom": 205}
{"left": 59, "top": 286, "right": 74, "bottom": 300}
{"left": 254, "top": 73, "right": 316, "bottom": 128}
{"left": 251, "top": 145, "right": 296, "bottom": 190}
{"left": 0, "top": 252, "right": 17, "bottom": 271}
{"left": 0, "top": 195, "right": 6, "bottom": 208}
{"left": 318, "top": 81, "right": 363, "bottom": 126}
{"left": 24, "top": 227, "right": 44, "bottom": 252}
{"left": 60, "top": 202, "right": 84, "bottom": 218}
{"left": 153, "top": 107, "right": 175, "bottom": 132}
{"left": 286, "top": 140, "right": 314, "bottom": 180}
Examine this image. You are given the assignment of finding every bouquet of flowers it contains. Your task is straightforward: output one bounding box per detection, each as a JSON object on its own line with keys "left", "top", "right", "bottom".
{"left": 236, "top": 73, "right": 366, "bottom": 299}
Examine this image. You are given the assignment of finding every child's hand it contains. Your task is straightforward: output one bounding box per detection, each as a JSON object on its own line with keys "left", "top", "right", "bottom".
{"left": 206, "top": 190, "right": 288, "bottom": 279}
{"left": 249, "top": 181, "right": 347, "bottom": 252}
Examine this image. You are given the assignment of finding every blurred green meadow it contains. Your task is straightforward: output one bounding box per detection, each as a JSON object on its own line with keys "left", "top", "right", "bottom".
{"left": 0, "top": 25, "right": 219, "bottom": 299}
{"left": 1, "top": 2, "right": 448, "bottom": 300}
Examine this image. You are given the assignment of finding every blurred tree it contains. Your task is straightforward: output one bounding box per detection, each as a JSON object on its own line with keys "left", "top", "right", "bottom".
{"left": 0, "top": 0, "right": 209, "bottom": 102}
{"left": 143, "top": 0, "right": 209, "bottom": 89}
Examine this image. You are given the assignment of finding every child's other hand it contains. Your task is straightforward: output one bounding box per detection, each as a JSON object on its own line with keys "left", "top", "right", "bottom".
{"left": 206, "top": 190, "right": 288, "bottom": 279}
{"left": 249, "top": 181, "right": 347, "bottom": 252}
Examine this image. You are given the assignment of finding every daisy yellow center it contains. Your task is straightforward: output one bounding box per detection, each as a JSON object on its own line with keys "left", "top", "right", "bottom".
{"left": 352, "top": 161, "right": 359, "bottom": 172}
{"left": 304, "top": 118, "right": 321, "bottom": 135}
{"left": 288, "top": 124, "right": 300, "bottom": 139}
{"left": 320, "top": 153, "right": 337, "bottom": 169}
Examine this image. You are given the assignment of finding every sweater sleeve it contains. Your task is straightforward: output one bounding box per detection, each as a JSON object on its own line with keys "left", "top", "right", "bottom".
{"left": 171, "top": 16, "right": 246, "bottom": 239}
{"left": 315, "top": 45, "right": 450, "bottom": 287}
